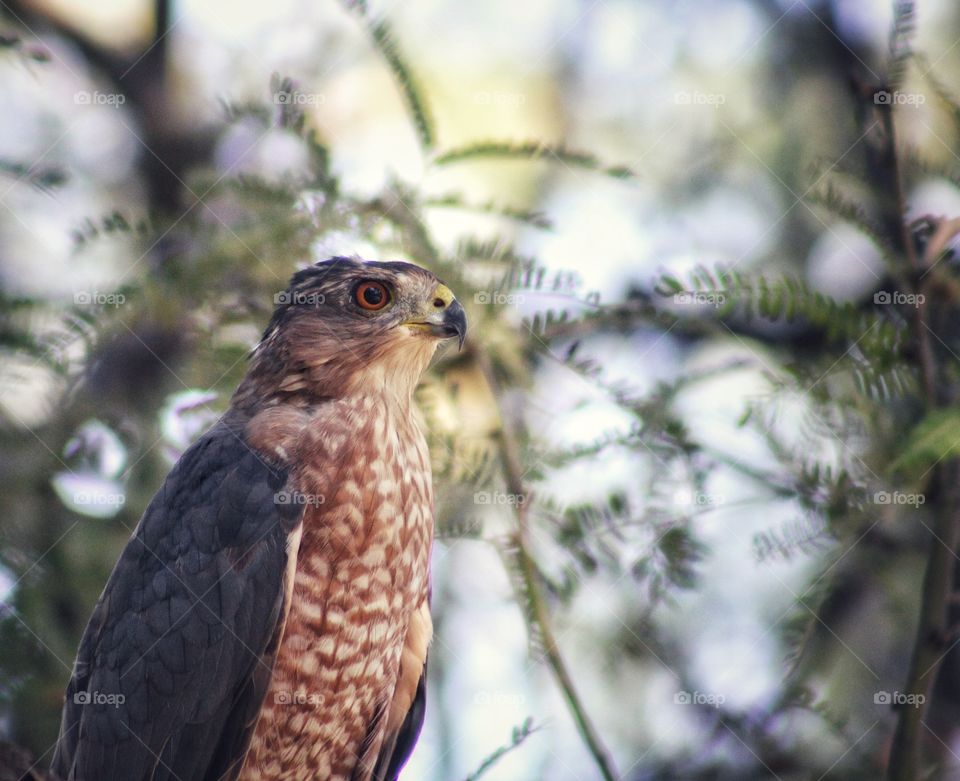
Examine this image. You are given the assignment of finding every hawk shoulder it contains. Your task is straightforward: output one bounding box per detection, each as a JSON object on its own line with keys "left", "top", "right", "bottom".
{"left": 52, "top": 419, "right": 301, "bottom": 781}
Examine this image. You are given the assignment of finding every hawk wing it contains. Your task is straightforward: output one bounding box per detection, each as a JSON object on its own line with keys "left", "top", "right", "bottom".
{"left": 374, "top": 665, "right": 427, "bottom": 781}
{"left": 370, "top": 597, "right": 432, "bottom": 781}
{"left": 52, "top": 420, "right": 302, "bottom": 781}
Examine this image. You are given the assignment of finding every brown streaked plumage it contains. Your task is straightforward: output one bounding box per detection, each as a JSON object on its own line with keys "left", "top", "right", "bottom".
{"left": 52, "top": 257, "right": 466, "bottom": 781}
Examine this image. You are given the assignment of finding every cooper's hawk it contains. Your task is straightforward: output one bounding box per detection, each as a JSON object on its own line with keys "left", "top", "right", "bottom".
{"left": 51, "top": 257, "right": 466, "bottom": 781}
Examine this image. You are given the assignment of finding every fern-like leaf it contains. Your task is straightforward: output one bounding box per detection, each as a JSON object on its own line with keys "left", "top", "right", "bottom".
{"left": 425, "top": 193, "right": 552, "bottom": 229}
{"left": 0, "top": 158, "right": 67, "bottom": 192}
{"left": 657, "top": 264, "right": 902, "bottom": 355}
{"left": 753, "top": 513, "right": 834, "bottom": 563}
{"left": 433, "top": 141, "right": 635, "bottom": 179}
{"left": 340, "top": 4, "right": 434, "bottom": 151}
{"left": 805, "top": 180, "right": 897, "bottom": 262}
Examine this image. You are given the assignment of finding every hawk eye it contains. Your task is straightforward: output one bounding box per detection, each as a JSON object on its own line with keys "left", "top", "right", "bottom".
{"left": 355, "top": 280, "right": 390, "bottom": 311}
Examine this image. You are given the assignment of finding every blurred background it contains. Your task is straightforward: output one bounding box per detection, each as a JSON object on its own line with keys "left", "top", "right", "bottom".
{"left": 3, "top": 0, "right": 960, "bottom": 778}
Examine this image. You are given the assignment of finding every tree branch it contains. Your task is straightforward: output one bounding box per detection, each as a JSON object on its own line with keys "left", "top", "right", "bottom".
{"left": 880, "top": 74, "right": 959, "bottom": 777}
{"left": 887, "top": 463, "right": 960, "bottom": 780}
{"left": 476, "top": 347, "right": 621, "bottom": 781}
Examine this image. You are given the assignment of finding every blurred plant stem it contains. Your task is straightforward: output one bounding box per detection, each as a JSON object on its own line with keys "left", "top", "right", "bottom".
{"left": 476, "top": 347, "right": 620, "bottom": 781}
{"left": 887, "top": 463, "right": 960, "bottom": 780}
{"left": 883, "top": 91, "right": 959, "bottom": 779}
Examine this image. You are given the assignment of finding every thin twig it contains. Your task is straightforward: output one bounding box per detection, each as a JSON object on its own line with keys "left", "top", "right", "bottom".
{"left": 476, "top": 348, "right": 621, "bottom": 781}
{"left": 880, "top": 100, "right": 936, "bottom": 405}
{"left": 461, "top": 718, "right": 540, "bottom": 781}
{"left": 882, "top": 88, "right": 959, "bottom": 778}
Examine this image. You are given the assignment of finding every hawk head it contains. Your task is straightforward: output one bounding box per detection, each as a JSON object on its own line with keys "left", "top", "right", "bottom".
{"left": 236, "top": 256, "right": 467, "bottom": 407}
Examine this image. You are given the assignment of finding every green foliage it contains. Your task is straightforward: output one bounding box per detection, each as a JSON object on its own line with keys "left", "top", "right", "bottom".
{"left": 4, "top": 2, "right": 960, "bottom": 779}
{"left": 658, "top": 264, "right": 901, "bottom": 351}
{"left": 341, "top": 3, "right": 435, "bottom": 151}
{"left": 424, "top": 193, "right": 553, "bottom": 230}
{"left": 433, "top": 140, "right": 635, "bottom": 179}
{"left": 0, "top": 29, "right": 50, "bottom": 63}
{"left": 0, "top": 158, "right": 66, "bottom": 191}
{"left": 71, "top": 211, "right": 152, "bottom": 249}
{"left": 462, "top": 719, "right": 540, "bottom": 781}
{"left": 890, "top": 408, "right": 960, "bottom": 475}
{"left": 804, "top": 180, "right": 897, "bottom": 262}
{"left": 752, "top": 511, "right": 834, "bottom": 563}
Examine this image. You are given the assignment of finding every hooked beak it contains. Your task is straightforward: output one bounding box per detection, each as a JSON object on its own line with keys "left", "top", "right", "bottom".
{"left": 402, "top": 286, "right": 467, "bottom": 349}
{"left": 440, "top": 299, "right": 467, "bottom": 349}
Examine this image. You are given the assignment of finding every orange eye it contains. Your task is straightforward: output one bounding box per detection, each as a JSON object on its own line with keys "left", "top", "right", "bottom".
{"left": 355, "top": 281, "right": 390, "bottom": 310}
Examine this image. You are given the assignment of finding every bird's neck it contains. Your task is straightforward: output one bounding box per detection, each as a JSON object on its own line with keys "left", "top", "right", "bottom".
{"left": 231, "top": 332, "right": 438, "bottom": 415}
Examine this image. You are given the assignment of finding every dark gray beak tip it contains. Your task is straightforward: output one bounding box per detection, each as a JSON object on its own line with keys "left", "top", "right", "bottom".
{"left": 444, "top": 300, "right": 467, "bottom": 350}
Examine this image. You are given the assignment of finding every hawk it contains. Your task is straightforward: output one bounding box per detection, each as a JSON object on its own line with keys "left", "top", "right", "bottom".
{"left": 51, "top": 257, "right": 467, "bottom": 781}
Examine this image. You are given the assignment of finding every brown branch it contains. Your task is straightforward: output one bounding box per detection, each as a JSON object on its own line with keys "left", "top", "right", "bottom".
{"left": 887, "top": 463, "right": 960, "bottom": 780}
{"left": 883, "top": 82, "right": 959, "bottom": 779}
{"left": 879, "top": 101, "right": 936, "bottom": 405}
{"left": 3, "top": 0, "right": 215, "bottom": 215}
{"left": 476, "top": 348, "right": 620, "bottom": 781}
